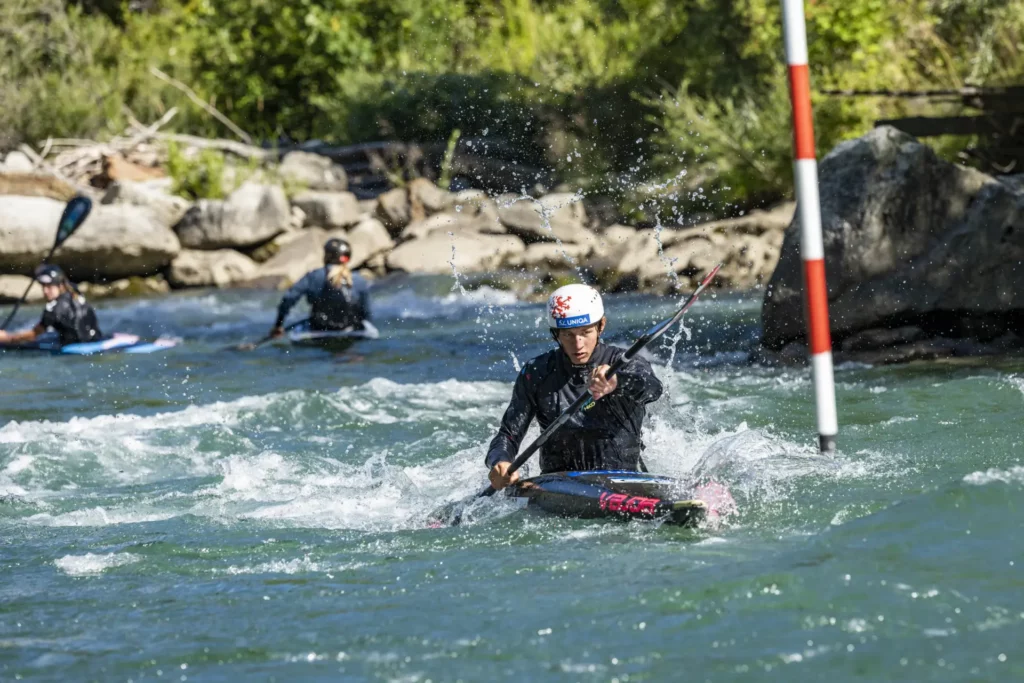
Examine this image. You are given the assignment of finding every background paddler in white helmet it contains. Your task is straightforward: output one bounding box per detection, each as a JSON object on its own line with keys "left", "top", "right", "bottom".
{"left": 486, "top": 283, "right": 664, "bottom": 491}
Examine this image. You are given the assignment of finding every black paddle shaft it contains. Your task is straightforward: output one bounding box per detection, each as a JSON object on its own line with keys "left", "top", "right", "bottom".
{"left": 478, "top": 263, "right": 723, "bottom": 499}
{"left": 231, "top": 317, "right": 310, "bottom": 351}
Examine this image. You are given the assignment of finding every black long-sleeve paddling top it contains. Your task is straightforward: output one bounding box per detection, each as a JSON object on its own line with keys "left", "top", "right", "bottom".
{"left": 485, "top": 342, "right": 664, "bottom": 474}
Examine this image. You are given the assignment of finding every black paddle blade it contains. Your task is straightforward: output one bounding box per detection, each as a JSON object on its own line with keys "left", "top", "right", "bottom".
{"left": 55, "top": 196, "right": 92, "bottom": 247}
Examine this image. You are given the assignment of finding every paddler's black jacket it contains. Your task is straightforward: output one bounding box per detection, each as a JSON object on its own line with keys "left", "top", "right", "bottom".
{"left": 275, "top": 267, "right": 371, "bottom": 331}
{"left": 486, "top": 342, "right": 663, "bottom": 473}
{"left": 39, "top": 291, "right": 102, "bottom": 345}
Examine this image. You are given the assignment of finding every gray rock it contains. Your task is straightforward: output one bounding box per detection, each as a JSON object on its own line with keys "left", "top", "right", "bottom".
{"left": 175, "top": 182, "right": 290, "bottom": 249}
{"left": 0, "top": 275, "right": 42, "bottom": 303}
{"left": 592, "top": 228, "right": 662, "bottom": 279}
{"left": 0, "top": 196, "right": 181, "bottom": 280}
{"left": 0, "top": 196, "right": 64, "bottom": 273}
{"left": 386, "top": 231, "right": 525, "bottom": 274}
{"left": 376, "top": 188, "right": 411, "bottom": 235}
{"left": 78, "top": 276, "right": 170, "bottom": 299}
{"left": 762, "top": 126, "right": 1022, "bottom": 352}
{"left": 408, "top": 178, "right": 452, "bottom": 217}
{"left": 279, "top": 151, "right": 348, "bottom": 191}
{"left": 1, "top": 151, "right": 35, "bottom": 173}
{"left": 59, "top": 204, "right": 182, "bottom": 280}
{"left": 247, "top": 228, "right": 329, "bottom": 288}
{"left": 496, "top": 192, "right": 590, "bottom": 243}
{"left": 102, "top": 180, "right": 190, "bottom": 228}
{"left": 506, "top": 242, "right": 593, "bottom": 269}
{"left": 168, "top": 249, "right": 258, "bottom": 288}
{"left": 400, "top": 213, "right": 486, "bottom": 242}
{"left": 291, "top": 191, "right": 362, "bottom": 229}
{"left": 347, "top": 219, "right": 394, "bottom": 269}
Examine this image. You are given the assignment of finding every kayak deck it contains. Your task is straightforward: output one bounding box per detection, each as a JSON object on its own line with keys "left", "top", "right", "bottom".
{"left": 428, "top": 470, "right": 710, "bottom": 528}
{"left": 509, "top": 470, "right": 707, "bottom": 527}
{"left": 287, "top": 320, "right": 379, "bottom": 350}
{"left": 1, "top": 332, "right": 178, "bottom": 355}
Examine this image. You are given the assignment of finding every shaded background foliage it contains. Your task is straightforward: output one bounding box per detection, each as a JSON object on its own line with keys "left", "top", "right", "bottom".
{"left": 2, "top": 0, "right": 1022, "bottom": 220}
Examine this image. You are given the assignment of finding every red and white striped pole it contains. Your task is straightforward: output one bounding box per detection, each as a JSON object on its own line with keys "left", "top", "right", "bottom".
{"left": 781, "top": 0, "right": 838, "bottom": 453}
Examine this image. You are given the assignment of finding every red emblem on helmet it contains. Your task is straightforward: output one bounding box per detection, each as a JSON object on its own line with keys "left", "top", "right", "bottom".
{"left": 550, "top": 295, "right": 572, "bottom": 319}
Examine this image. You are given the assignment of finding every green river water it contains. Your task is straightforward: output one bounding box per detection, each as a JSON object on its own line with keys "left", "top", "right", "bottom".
{"left": 1, "top": 277, "right": 1022, "bottom": 682}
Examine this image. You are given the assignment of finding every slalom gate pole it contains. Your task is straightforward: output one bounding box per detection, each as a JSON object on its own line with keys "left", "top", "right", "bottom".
{"left": 781, "top": 0, "right": 838, "bottom": 453}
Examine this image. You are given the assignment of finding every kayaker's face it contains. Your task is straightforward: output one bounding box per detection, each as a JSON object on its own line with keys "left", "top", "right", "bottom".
{"left": 556, "top": 319, "right": 605, "bottom": 365}
{"left": 41, "top": 284, "right": 62, "bottom": 302}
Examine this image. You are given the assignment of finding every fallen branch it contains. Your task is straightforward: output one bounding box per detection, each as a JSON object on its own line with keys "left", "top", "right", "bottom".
{"left": 17, "top": 144, "right": 98, "bottom": 197}
{"left": 154, "top": 132, "right": 273, "bottom": 162}
{"left": 121, "top": 106, "right": 179, "bottom": 151}
{"left": 150, "top": 67, "right": 254, "bottom": 145}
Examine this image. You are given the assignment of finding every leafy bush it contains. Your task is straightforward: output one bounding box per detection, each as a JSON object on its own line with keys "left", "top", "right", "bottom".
{"left": 2, "top": 0, "right": 1023, "bottom": 217}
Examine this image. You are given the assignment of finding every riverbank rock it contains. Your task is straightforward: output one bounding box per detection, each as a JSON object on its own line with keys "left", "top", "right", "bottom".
{"left": 347, "top": 219, "right": 394, "bottom": 269}
{"left": 408, "top": 178, "right": 452, "bottom": 218}
{"left": 496, "top": 192, "right": 591, "bottom": 244}
{"left": 291, "top": 191, "right": 362, "bottom": 229}
{"left": 246, "top": 228, "right": 332, "bottom": 288}
{"left": 78, "top": 275, "right": 170, "bottom": 299}
{"left": 102, "top": 180, "right": 190, "bottom": 228}
{"left": 0, "top": 196, "right": 64, "bottom": 272}
{"left": 762, "top": 125, "right": 1024, "bottom": 360}
{"left": 279, "top": 151, "right": 348, "bottom": 191}
{"left": 58, "top": 204, "right": 182, "bottom": 280}
{"left": 168, "top": 249, "right": 258, "bottom": 288}
{"left": 175, "top": 182, "right": 290, "bottom": 249}
{"left": 0, "top": 197, "right": 181, "bottom": 279}
{"left": 0, "top": 275, "right": 42, "bottom": 303}
{"left": 506, "top": 242, "right": 593, "bottom": 269}
{"left": 376, "top": 187, "right": 411, "bottom": 235}
{"left": 386, "top": 231, "right": 525, "bottom": 274}
{"left": 0, "top": 151, "right": 34, "bottom": 173}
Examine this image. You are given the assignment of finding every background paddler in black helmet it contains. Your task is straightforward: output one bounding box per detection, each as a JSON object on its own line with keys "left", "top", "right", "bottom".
{"left": 0, "top": 264, "right": 102, "bottom": 347}
{"left": 267, "top": 237, "right": 373, "bottom": 339}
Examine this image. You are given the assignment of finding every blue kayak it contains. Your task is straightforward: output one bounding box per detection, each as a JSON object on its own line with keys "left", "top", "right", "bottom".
{"left": 2, "top": 332, "right": 178, "bottom": 355}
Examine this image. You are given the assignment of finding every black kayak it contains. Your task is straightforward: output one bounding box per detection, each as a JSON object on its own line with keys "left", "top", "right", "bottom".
{"left": 429, "top": 470, "right": 713, "bottom": 528}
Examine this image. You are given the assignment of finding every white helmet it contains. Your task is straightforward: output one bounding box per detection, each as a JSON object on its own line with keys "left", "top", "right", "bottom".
{"left": 547, "top": 284, "right": 604, "bottom": 329}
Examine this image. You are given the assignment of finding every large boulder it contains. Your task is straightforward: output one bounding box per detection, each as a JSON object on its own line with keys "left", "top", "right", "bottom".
{"left": 376, "top": 187, "right": 411, "bottom": 236}
{"left": 175, "top": 182, "right": 290, "bottom": 249}
{"left": 347, "top": 219, "right": 394, "bottom": 269}
{"left": 1, "top": 151, "right": 35, "bottom": 173}
{"left": 408, "top": 178, "right": 452, "bottom": 218}
{"left": 246, "top": 228, "right": 330, "bottom": 288}
{"left": 400, "top": 212, "right": 505, "bottom": 242}
{"left": 386, "top": 231, "right": 525, "bottom": 274}
{"left": 291, "top": 191, "right": 362, "bottom": 229}
{"left": 0, "top": 196, "right": 65, "bottom": 273}
{"left": 506, "top": 242, "right": 593, "bottom": 269}
{"left": 102, "top": 180, "right": 190, "bottom": 228}
{"left": 496, "top": 192, "right": 591, "bottom": 244}
{"left": 167, "top": 249, "right": 258, "bottom": 288}
{"left": 0, "top": 196, "right": 181, "bottom": 279}
{"left": 279, "top": 151, "right": 348, "bottom": 191}
{"left": 590, "top": 228, "right": 663, "bottom": 285}
{"left": 0, "top": 275, "right": 42, "bottom": 303}
{"left": 762, "top": 126, "right": 1024, "bottom": 355}
{"left": 59, "top": 204, "right": 182, "bottom": 280}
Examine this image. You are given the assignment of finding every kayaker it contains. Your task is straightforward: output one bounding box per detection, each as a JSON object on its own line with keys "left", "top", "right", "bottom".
{"left": 0, "top": 264, "right": 102, "bottom": 346}
{"left": 268, "top": 237, "right": 372, "bottom": 338}
{"left": 486, "top": 284, "right": 663, "bottom": 491}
